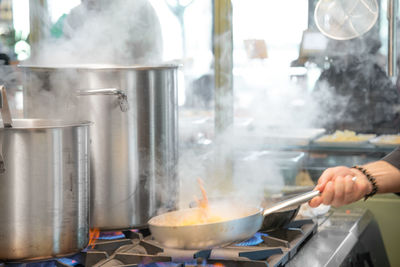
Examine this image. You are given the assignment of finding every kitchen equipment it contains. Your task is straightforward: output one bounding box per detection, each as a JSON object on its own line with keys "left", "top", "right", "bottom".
{"left": 0, "top": 86, "right": 91, "bottom": 261}
{"left": 314, "top": 0, "right": 378, "bottom": 40}
{"left": 148, "top": 190, "right": 319, "bottom": 249}
{"left": 20, "top": 64, "right": 179, "bottom": 230}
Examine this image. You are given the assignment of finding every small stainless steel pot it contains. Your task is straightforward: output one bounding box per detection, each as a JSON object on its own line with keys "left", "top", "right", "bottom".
{"left": 0, "top": 119, "right": 90, "bottom": 261}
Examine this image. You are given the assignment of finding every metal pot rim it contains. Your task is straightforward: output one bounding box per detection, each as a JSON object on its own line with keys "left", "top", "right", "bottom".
{"left": 0, "top": 119, "right": 92, "bottom": 129}
{"left": 18, "top": 63, "right": 180, "bottom": 71}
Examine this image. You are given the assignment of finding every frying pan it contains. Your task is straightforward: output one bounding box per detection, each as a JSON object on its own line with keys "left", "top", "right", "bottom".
{"left": 148, "top": 190, "right": 319, "bottom": 249}
{"left": 190, "top": 195, "right": 301, "bottom": 231}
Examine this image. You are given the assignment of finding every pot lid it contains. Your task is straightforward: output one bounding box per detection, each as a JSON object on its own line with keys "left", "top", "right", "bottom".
{"left": 18, "top": 63, "right": 180, "bottom": 70}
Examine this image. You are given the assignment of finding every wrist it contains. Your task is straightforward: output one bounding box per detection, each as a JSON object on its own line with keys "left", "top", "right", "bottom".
{"left": 352, "top": 165, "right": 378, "bottom": 200}
{"left": 349, "top": 167, "right": 373, "bottom": 194}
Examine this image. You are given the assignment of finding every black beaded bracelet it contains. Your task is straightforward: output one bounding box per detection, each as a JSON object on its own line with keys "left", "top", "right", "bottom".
{"left": 352, "top": 165, "right": 378, "bottom": 201}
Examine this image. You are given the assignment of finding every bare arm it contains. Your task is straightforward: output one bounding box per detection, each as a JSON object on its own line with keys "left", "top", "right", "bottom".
{"left": 361, "top": 160, "right": 400, "bottom": 193}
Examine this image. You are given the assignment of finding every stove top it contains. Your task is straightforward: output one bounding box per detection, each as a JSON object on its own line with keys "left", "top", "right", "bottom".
{"left": 55, "top": 219, "right": 317, "bottom": 267}
{"left": 1, "top": 208, "right": 390, "bottom": 267}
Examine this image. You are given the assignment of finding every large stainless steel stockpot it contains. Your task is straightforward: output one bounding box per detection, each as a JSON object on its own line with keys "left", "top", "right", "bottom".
{"left": 0, "top": 119, "right": 90, "bottom": 261}
{"left": 20, "top": 64, "right": 179, "bottom": 230}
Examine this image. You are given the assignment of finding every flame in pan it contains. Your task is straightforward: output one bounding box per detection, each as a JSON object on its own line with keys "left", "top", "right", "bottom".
{"left": 177, "top": 178, "right": 224, "bottom": 226}
{"left": 196, "top": 178, "right": 209, "bottom": 210}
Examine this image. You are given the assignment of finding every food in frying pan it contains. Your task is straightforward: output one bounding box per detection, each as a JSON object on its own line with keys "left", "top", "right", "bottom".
{"left": 149, "top": 204, "right": 255, "bottom": 227}
{"left": 150, "top": 179, "right": 253, "bottom": 227}
{"left": 176, "top": 208, "right": 225, "bottom": 226}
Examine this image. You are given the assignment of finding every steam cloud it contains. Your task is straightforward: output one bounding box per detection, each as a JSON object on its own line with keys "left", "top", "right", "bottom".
{"left": 29, "top": 0, "right": 163, "bottom": 65}
{"left": 177, "top": 25, "right": 400, "bottom": 210}
{"left": 177, "top": 73, "right": 319, "bottom": 209}
{"left": 21, "top": 0, "right": 400, "bottom": 217}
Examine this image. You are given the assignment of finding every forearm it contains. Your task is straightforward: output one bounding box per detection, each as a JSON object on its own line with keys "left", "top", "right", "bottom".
{"left": 360, "top": 160, "right": 400, "bottom": 194}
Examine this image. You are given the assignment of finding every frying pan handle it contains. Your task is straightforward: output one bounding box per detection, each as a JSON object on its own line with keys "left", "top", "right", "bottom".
{"left": 262, "top": 190, "right": 320, "bottom": 217}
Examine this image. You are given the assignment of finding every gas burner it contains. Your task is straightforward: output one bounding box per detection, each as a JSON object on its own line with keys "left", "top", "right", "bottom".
{"left": 234, "top": 233, "right": 269, "bottom": 246}
{"left": 97, "top": 232, "right": 125, "bottom": 241}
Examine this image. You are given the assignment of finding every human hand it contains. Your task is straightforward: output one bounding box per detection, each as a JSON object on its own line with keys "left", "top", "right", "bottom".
{"left": 309, "top": 166, "right": 372, "bottom": 207}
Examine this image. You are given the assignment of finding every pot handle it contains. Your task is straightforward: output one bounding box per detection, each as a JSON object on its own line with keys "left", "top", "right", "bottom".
{"left": 77, "top": 88, "right": 129, "bottom": 112}
{"left": 0, "top": 85, "right": 11, "bottom": 174}
{"left": 0, "top": 151, "right": 5, "bottom": 174}
{"left": 0, "top": 131, "right": 5, "bottom": 174}
{"left": 0, "top": 85, "right": 12, "bottom": 127}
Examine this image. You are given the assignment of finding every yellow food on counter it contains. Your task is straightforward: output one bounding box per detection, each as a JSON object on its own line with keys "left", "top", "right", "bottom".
{"left": 317, "top": 130, "right": 374, "bottom": 142}
{"left": 373, "top": 135, "right": 400, "bottom": 145}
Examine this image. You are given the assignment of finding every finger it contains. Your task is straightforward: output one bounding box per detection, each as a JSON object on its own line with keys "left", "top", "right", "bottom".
{"left": 316, "top": 169, "right": 335, "bottom": 191}
{"left": 322, "top": 181, "right": 334, "bottom": 205}
{"left": 332, "top": 176, "right": 345, "bottom": 207}
{"left": 343, "top": 175, "right": 355, "bottom": 204}
{"left": 309, "top": 196, "right": 323, "bottom": 208}
{"left": 314, "top": 183, "right": 324, "bottom": 192}
{"left": 318, "top": 168, "right": 333, "bottom": 184}
{"left": 317, "top": 166, "right": 352, "bottom": 191}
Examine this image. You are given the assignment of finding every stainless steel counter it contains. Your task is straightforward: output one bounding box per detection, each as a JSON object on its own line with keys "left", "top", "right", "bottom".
{"left": 287, "top": 207, "right": 390, "bottom": 267}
